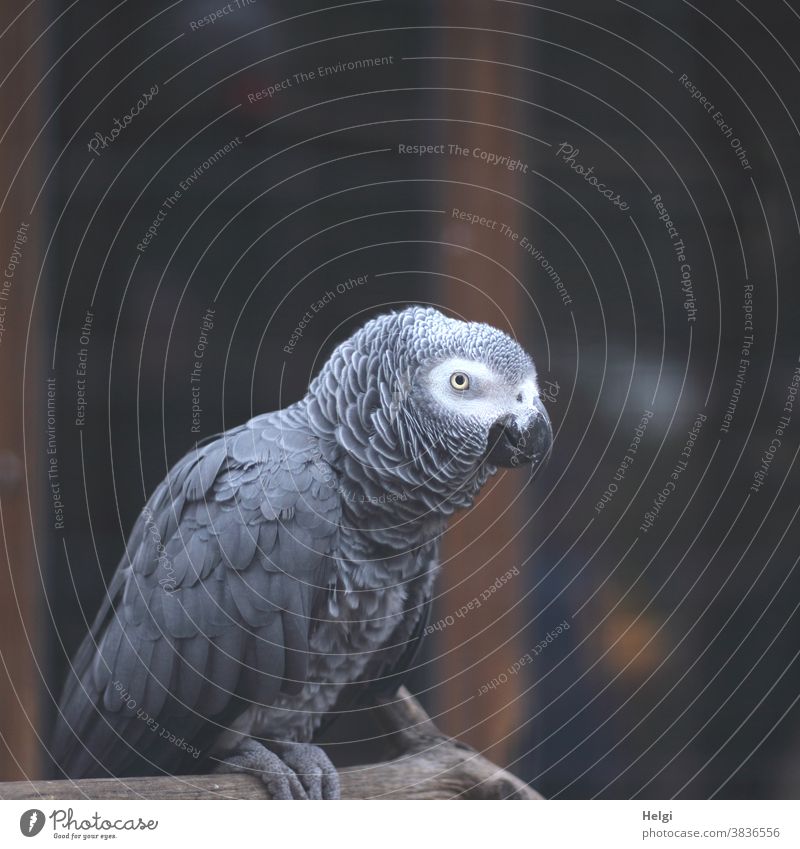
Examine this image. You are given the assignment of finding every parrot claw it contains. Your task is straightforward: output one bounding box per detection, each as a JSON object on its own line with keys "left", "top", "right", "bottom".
{"left": 271, "top": 741, "right": 341, "bottom": 800}
{"left": 214, "top": 738, "right": 341, "bottom": 800}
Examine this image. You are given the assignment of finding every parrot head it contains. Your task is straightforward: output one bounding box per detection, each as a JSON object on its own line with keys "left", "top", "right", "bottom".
{"left": 311, "top": 306, "right": 552, "bottom": 509}
{"left": 396, "top": 307, "right": 552, "bottom": 474}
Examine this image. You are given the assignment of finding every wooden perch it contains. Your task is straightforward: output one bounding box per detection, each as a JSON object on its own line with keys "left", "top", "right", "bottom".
{"left": 0, "top": 688, "right": 541, "bottom": 800}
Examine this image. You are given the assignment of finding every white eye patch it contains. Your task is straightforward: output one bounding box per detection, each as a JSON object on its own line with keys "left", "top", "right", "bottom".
{"left": 426, "top": 357, "right": 529, "bottom": 421}
{"left": 428, "top": 358, "right": 493, "bottom": 389}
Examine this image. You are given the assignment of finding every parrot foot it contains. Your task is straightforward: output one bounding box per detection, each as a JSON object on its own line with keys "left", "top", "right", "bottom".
{"left": 214, "top": 738, "right": 341, "bottom": 800}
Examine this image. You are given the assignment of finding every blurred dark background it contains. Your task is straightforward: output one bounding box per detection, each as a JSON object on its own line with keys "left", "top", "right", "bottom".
{"left": 1, "top": 0, "right": 799, "bottom": 799}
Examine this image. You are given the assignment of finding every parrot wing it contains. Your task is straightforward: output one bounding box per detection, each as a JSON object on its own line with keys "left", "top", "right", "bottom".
{"left": 51, "top": 413, "right": 340, "bottom": 778}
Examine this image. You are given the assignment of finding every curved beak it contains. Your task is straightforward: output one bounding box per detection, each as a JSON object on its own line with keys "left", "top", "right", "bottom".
{"left": 486, "top": 398, "right": 553, "bottom": 473}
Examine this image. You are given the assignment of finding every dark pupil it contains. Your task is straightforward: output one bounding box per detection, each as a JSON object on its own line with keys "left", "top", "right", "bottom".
{"left": 455, "top": 374, "right": 465, "bottom": 386}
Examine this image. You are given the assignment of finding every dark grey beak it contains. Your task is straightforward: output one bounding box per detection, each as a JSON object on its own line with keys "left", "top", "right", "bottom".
{"left": 486, "top": 398, "right": 553, "bottom": 472}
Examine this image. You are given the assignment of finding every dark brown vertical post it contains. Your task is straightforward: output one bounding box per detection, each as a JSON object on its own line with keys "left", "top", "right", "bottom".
{"left": 434, "top": 4, "right": 532, "bottom": 766}
{"left": 0, "top": 2, "right": 46, "bottom": 779}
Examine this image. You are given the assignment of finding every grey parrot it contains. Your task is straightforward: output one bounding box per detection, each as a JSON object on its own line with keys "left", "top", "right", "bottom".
{"left": 52, "top": 306, "right": 552, "bottom": 798}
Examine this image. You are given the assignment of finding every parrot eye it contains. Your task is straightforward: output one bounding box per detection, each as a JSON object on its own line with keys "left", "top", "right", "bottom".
{"left": 450, "top": 372, "right": 470, "bottom": 391}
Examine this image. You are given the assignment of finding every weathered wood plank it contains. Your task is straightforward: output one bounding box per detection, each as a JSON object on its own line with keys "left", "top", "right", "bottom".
{"left": 0, "top": 751, "right": 538, "bottom": 800}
